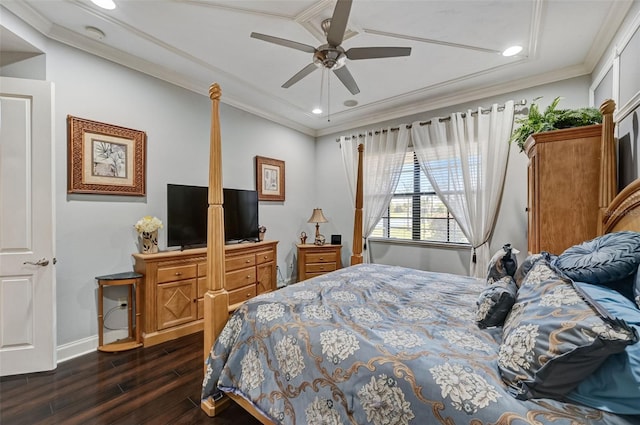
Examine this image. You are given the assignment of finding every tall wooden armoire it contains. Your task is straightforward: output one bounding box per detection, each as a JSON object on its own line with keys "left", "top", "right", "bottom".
{"left": 525, "top": 124, "right": 603, "bottom": 255}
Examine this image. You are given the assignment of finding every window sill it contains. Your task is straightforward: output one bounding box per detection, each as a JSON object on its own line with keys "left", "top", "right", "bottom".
{"left": 367, "top": 238, "right": 470, "bottom": 251}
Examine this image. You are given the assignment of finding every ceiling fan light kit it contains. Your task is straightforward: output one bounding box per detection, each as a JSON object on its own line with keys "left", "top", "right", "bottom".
{"left": 250, "top": 0, "right": 412, "bottom": 97}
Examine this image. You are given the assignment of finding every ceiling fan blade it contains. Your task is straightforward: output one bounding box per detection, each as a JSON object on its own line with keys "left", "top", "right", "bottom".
{"left": 333, "top": 65, "right": 360, "bottom": 95}
{"left": 250, "top": 32, "right": 316, "bottom": 54}
{"left": 326, "top": 0, "right": 352, "bottom": 46}
{"left": 282, "top": 63, "right": 319, "bottom": 88}
{"left": 346, "top": 47, "right": 412, "bottom": 60}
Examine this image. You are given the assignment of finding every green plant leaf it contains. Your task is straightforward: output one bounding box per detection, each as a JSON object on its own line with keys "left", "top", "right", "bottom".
{"left": 510, "top": 96, "right": 602, "bottom": 152}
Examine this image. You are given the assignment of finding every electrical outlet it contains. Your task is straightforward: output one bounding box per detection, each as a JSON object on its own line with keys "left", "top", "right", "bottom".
{"left": 117, "top": 297, "right": 128, "bottom": 308}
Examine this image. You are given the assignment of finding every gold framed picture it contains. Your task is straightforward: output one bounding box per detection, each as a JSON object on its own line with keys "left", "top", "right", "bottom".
{"left": 67, "top": 115, "right": 146, "bottom": 196}
{"left": 256, "top": 156, "right": 285, "bottom": 201}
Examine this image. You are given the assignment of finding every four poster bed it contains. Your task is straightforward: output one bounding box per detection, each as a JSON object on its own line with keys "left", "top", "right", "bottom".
{"left": 200, "top": 84, "right": 640, "bottom": 424}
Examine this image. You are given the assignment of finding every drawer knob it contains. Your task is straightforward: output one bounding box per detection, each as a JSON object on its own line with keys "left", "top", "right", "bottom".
{"left": 246, "top": 260, "right": 251, "bottom": 263}
{"left": 263, "top": 255, "right": 268, "bottom": 259}
{"left": 246, "top": 293, "right": 251, "bottom": 298}
{"left": 320, "top": 266, "right": 324, "bottom": 270}
{"left": 319, "top": 257, "right": 324, "bottom": 260}
{"left": 175, "top": 272, "right": 182, "bottom": 276}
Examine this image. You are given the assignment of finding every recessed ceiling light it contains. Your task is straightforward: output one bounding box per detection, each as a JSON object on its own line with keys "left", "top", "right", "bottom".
{"left": 343, "top": 99, "right": 358, "bottom": 107}
{"left": 85, "top": 26, "right": 106, "bottom": 40}
{"left": 91, "top": 0, "right": 116, "bottom": 10}
{"left": 312, "top": 108, "right": 322, "bottom": 115}
{"left": 502, "top": 45, "right": 523, "bottom": 57}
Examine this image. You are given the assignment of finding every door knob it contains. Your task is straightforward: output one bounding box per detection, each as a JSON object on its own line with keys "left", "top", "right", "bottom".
{"left": 23, "top": 258, "right": 50, "bottom": 266}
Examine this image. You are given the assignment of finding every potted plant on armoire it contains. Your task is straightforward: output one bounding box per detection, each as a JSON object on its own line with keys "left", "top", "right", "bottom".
{"left": 511, "top": 97, "right": 615, "bottom": 255}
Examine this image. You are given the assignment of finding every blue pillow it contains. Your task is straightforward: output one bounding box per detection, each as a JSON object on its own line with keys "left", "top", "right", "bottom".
{"left": 553, "top": 231, "right": 640, "bottom": 286}
{"left": 498, "top": 261, "right": 638, "bottom": 400}
{"left": 567, "top": 282, "right": 640, "bottom": 415}
{"left": 476, "top": 276, "right": 517, "bottom": 328}
{"left": 486, "top": 244, "right": 519, "bottom": 284}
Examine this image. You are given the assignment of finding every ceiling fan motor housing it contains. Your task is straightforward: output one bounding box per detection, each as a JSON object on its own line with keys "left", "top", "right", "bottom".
{"left": 313, "top": 45, "right": 347, "bottom": 70}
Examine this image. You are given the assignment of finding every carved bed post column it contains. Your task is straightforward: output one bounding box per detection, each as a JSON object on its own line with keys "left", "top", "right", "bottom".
{"left": 202, "top": 83, "right": 230, "bottom": 415}
{"left": 598, "top": 99, "right": 616, "bottom": 235}
{"left": 351, "top": 144, "right": 364, "bottom": 265}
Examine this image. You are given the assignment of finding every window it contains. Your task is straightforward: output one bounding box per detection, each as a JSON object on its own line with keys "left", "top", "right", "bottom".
{"left": 371, "top": 151, "right": 468, "bottom": 244}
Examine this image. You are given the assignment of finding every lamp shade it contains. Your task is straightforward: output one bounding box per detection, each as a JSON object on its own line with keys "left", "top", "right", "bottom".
{"left": 307, "top": 208, "right": 328, "bottom": 224}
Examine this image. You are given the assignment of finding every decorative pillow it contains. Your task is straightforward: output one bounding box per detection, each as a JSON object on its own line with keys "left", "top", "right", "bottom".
{"left": 552, "top": 231, "right": 640, "bottom": 286}
{"left": 567, "top": 282, "right": 640, "bottom": 415}
{"left": 486, "top": 243, "right": 519, "bottom": 284}
{"left": 498, "top": 261, "right": 638, "bottom": 401}
{"left": 476, "top": 276, "right": 517, "bottom": 328}
{"left": 513, "top": 251, "right": 555, "bottom": 287}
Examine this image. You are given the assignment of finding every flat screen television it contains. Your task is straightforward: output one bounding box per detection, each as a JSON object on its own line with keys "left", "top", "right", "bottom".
{"left": 223, "top": 188, "right": 259, "bottom": 244}
{"left": 167, "top": 184, "right": 208, "bottom": 249}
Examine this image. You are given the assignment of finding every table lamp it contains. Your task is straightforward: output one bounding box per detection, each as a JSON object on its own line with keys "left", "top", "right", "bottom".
{"left": 307, "top": 208, "right": 328, "bottom": 239}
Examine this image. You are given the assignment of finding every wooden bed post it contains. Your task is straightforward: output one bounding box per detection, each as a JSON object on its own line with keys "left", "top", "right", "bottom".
{"left": 201, "top": 83, "right": 231, "bottom": 416}
{"left": 351, "top": 143, "right": 364, "bottom": 265}
{"left": 598, "top": 99, "right": 616, "bottom": 235}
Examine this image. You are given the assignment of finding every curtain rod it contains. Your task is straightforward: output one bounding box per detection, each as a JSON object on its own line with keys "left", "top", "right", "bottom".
{"left": 335, "top": 99, "right": 527, "bottom": 142}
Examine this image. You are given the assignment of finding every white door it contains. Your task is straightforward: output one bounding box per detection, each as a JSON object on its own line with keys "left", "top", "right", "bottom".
{"left": 0, "top": 76, "right": 55, "bottom": 376}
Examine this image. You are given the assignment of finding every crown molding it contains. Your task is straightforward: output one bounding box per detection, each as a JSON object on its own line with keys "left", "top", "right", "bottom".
{"left": 315, "top": 63, "right": 590, "bottom": 137}
{"left": 584, "top": 0, "right": 634, "bottom": 71}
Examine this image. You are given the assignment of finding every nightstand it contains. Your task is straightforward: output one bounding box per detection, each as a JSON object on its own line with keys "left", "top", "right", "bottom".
{"left": 95, "top": 271, "right": 143, "bottom": 352}
{"left": 296, "top": 244, "right": 342, "bottom": 282}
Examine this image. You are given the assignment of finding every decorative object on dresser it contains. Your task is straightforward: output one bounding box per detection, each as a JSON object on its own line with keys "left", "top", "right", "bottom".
{"left": 134, "top": 215, "right": 162, "bottom": 254}
{"left": 297, "top": 243, "right": 341, "bottom": 281}
{"left": 258, "top": 225, "right": 266, "bottom": 241}
{"left": 525, "top": 100, "right": 615, "bottom": 255}
{"left": 67, "top": 115, "right": 146, "bottom": 196}
{"left": 255, "top": 156, "right": 285, "bottom": 201}
{"left": 95, "top": 272, "right": 143, "bottom": 352}
{"left": 132, "top": 241, "right": 277, "bottom": 346}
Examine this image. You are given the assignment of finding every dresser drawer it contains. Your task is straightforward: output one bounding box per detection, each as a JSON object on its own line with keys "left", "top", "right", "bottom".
{"left": 305, "top": 262, "right": 337, "bottom": 274}
{"left": 225, "top": 254, "right": 256, "bottom": 272}
{"left": 306, "top": 252, "right": 337, "bottom": 264}
{"left": 255, "top": 250, "right": 275, "bottom": 265}
{"left": 226, "top": 267, "right": 257, "bottom": 290}
{"left": 228, "top": 285, "right": 257, "bottom": 306}
{"left": 157, "top": 264, "right": 197, "bottom": 284}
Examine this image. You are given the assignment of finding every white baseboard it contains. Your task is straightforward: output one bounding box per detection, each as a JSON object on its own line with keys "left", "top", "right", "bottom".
{"left": 56, "top": 335, "right": 98, "bottom": 363}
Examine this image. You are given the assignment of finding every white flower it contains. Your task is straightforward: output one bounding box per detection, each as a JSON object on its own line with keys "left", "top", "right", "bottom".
{"left": 430, "top": 363, "right": 501, "bottom": 413}
{"left": 320, "top": 329, "right": 359, "bottom": 363}
{"left": 358, "top": 374, "right": 415, "bottom": 425}
{"left": 134, "top": 215, "right": 163, "bottom": 233}
{"left": 274, "top": 335, "right": 305, "bottom": 380}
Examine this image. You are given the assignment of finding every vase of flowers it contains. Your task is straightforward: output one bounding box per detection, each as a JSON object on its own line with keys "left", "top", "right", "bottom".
{"left": 135, "top": 216, "right": 163, "bottom": 254}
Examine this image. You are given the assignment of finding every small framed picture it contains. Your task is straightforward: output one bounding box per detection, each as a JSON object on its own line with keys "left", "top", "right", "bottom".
{"left": 256, "top": 156, "right": 285, "bottom": 201}
{"left": 67, "top": 115, "right": 146, "bottom": 196}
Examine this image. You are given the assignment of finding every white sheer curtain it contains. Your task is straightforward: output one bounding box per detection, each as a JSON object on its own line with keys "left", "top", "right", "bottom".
{"left": 411, "top": 101, "right": 514, "bottom": 278}
{"left": 340, "top": 127, "right": 410, "bottom": 262}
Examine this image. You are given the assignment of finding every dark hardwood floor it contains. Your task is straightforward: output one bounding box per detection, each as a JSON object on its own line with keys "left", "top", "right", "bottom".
{"left": 0, "top": 332, "right": 262, "bottom": 425}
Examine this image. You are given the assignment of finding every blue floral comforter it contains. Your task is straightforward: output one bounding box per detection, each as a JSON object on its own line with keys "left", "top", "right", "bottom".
{"left": 202, "top": 264, "right": 638, "bottom": 424}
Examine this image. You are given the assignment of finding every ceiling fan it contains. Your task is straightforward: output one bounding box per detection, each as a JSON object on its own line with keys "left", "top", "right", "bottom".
{"left": 250, "top": 0, "right": 411, "bottom": 95}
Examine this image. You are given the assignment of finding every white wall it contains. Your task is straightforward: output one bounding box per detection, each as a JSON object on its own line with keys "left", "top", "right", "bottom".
{"left": 2, "top": 11, "right": 316, "bottom": 353}
{"left": 315, "top": 76, "right": 592, "bottom": 275}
